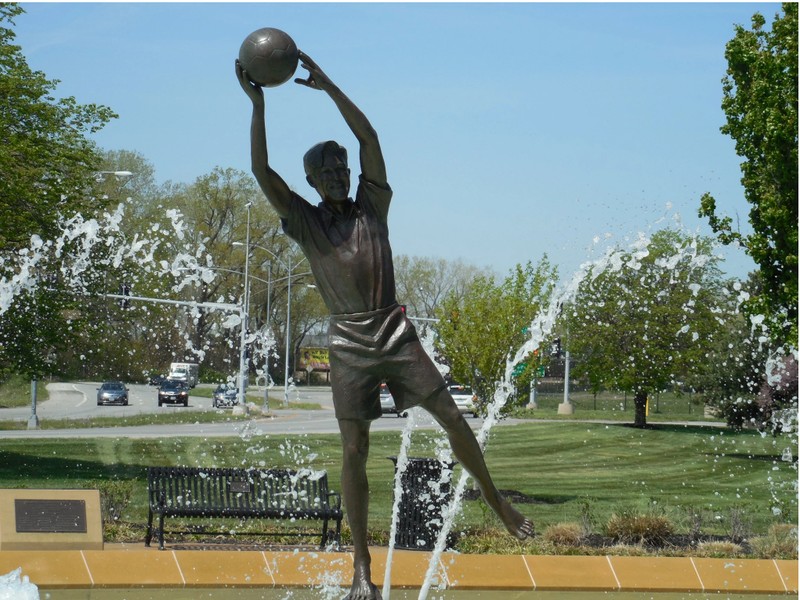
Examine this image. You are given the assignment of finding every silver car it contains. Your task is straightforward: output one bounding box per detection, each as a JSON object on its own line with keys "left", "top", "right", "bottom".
{"left": 212, "top": 384, "right": 239, "bottom": 408}
{"left": 379, "top": 384, "right": 407, "bottom": 417}
{"left": 97, "top": 381, "right": 129, "bottom": 406}
{"left": 449, "top": 383, "right": 478, "bottom": 418}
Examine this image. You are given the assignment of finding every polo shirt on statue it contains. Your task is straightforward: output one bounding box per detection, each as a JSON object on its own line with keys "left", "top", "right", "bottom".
{"left": 282, "top": 175, "right": 397, "bottom": 315}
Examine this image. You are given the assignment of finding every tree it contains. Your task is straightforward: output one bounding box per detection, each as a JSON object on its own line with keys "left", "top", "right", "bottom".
{"left": 123, "top": 166, "right": 327, "bottom": 384}
{"left": 685, "top": 274, "right": 771, "bottom": 430}
{"left": 699, "top": 2, "right": 798, "bottom": 345}
{"left": 0, "top": 4, "right": 117, "bottom": 250}
{"left": 60, "top": 150, "right": 186, "bottom": 381}
{"left": 0, "top": 5, "right": 116, "bottom": 380}
{"left": 434, "top": 258, "right": 557, "bottom": 407}
{"left": 563, "top": 230, "right": 725, "bottom": 428}
{"left": 394, "top": 255, "right": 490, "bottom": 320}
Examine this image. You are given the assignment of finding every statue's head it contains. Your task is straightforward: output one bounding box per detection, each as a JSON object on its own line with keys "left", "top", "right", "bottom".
{"left": 304, "top": 141, "right": 350, "bottom": 204}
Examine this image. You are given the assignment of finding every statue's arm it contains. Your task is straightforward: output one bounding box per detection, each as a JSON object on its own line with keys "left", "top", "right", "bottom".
{"left": 236, "top": 60, "right": 294, "bottom": 218}
{"left": 295, "top": 52, "right": 387, "bottom": 188}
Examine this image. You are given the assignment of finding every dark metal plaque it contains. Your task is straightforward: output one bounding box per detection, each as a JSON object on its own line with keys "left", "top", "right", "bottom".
{"left": 15, "top": 499, "right": 87, "bottom": 533}
{"left": 229, "top": 478, "right": 251, "bottom": 494}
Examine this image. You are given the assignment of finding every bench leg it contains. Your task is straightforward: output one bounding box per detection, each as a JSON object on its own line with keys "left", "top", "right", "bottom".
{"left": 332, "top": 516, "right": 342, "bottom": 549}
{"left": 320, "top": 519, "right": 329, "bottom": 550}
{"left": 144, "top": 509, "right": 154, "bottom": 547}
{"left": 158, "top": 513, "right": 165, "bottom": 550}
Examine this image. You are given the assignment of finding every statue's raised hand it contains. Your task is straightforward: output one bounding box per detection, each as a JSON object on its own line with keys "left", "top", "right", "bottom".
{"left": 294, "top": 52, "right": 336, "bottom": 93}
{"left": 235, "top": 59, "right": 264, "bottom": 105}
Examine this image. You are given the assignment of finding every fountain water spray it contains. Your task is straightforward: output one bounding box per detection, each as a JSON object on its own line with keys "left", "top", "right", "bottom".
{"left": 0, "top": 198, "right": 796, "bottom": 598}
{"left": 0, "top": 199, "right": 260, "bottom": 378}
{"left": 381, "top": 407, "right": 419, "bottom": 598}
{"left": 415, "top": 272, "right": 579, "bottom": 598}
{"left": 415, "top": 225, "right": 797, "bottom": 599}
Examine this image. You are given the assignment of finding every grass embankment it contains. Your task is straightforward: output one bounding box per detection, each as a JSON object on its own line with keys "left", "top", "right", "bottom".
{"left": 0, "top": 375, "right": 48, "bottom": 408}
{"left": 0, "top": 422, "right": 795, "bottom": 556}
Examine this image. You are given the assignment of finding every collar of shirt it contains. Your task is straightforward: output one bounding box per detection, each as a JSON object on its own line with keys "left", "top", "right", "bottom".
{"left": 318, "top": 198, "right": 358, "bottom": 230}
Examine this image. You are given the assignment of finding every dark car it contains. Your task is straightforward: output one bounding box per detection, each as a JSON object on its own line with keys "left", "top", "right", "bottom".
{"left": 97, "top": 381, "right": 129, "bottom": 406}
{"left": 212, "top": 384, "right": 239, "bottom": 408}
{"left": 158, "top": 380, "right": 189, "bottom": 407}
{"left": 148, "top": 373, "right": 167, "bottom": 387}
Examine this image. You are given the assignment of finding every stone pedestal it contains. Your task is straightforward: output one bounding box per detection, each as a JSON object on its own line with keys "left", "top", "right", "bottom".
{"left": 0, "top": 489, "right": 103, "bottom": 550}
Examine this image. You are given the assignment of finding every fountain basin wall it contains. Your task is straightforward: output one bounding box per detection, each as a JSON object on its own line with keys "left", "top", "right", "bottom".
{"left": 0, "top": 546, "right": 795, "bottom": 595}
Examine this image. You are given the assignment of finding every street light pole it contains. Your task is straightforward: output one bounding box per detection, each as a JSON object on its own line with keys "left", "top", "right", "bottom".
{"left": 27, "top": 377, "right": 39, "bottom": 430}
{"left": 558, "top": 340, "right": 574, "bottom": 415}
{"left": 284, "top": 267, "right": 292, "bottom": 407}
{"left": 232, "top": 241, "right": 308, "bottom": 408}
{"left": 264, "top": 261, "right": 272, "bottom": 411}
{"left": 237, "top": 203, "right": 252, "bottom": 414}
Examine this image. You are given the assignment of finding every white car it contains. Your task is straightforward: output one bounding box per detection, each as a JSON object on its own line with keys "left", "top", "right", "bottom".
{"left": 379, "top": 384, "right": 407, "bottom": 417}
{"left": 449, "top": 383, "right": 478, "bottom": 418}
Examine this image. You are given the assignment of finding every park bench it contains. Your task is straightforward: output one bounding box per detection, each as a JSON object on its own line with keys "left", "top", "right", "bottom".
{"left": 144, "top": 466, "right": 342, "bottom": 550}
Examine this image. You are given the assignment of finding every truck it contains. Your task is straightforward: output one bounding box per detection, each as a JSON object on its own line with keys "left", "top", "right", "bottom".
{"left": 168, "top": 362, "right": 199, "bottom": 388}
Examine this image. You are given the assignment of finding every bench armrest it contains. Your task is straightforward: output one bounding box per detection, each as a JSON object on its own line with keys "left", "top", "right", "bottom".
{"left": 327, "top": 490, "right": 342, "bottom": 510}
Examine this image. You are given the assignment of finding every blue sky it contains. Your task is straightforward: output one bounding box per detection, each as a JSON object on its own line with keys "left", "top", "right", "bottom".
{"left": 14, "top": 2, "right": 778, "bottom": 281}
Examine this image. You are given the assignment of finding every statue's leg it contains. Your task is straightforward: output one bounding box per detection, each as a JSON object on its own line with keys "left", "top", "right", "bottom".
{"left": 421, "top": 389, "right": 534, "bottom": 540}
{"left": 338, "top": 418, "right": 382, "bottom": 600}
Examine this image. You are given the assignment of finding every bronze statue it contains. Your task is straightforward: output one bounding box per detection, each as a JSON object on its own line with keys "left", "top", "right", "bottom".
{"left": 236, "top": 51, "right": 533, "bottom": 600}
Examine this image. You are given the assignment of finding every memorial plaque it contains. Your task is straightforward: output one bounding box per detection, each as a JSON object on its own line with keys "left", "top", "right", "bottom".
{"left": 0, "top": 489, "right": 102, "bottom": 550}
{"left": 15, "top": 499, "right": 87, "bottom": 533}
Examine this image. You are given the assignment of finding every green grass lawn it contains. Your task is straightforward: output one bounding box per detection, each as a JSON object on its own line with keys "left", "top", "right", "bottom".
{"left": 0, "top": 421, "right": 794, "bottom": 554}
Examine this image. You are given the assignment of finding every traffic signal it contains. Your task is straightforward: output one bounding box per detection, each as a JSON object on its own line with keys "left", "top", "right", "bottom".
{"left": 120, "top": 283, "right": 131, "bottom": 309}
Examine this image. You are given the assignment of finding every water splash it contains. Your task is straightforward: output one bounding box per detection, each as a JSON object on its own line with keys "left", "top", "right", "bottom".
{"left": 381, "top": 407, "right": 419, "bottom": 598}
{"left": 0, "top": 200, "right": 259, "bottom": 376}
{"left": 0, "top": 568, "right": 38, "bottom": 600}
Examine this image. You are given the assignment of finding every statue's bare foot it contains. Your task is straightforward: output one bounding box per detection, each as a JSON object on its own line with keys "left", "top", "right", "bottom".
{"left": 343, "top": 561, "right": 382, "bottom": 600}
{"left": 498, "top": 497, "right": 534, "bottom": 540}
{"left": 343, "top": 580, "right": 382, "bottom": 600}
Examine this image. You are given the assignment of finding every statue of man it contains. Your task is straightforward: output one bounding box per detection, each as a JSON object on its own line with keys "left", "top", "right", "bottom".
{"left": 236, "top": 52, "right": 533, "bottom": 600}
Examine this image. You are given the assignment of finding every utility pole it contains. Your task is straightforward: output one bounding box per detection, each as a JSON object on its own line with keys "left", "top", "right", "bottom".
{"left": 27, "top": 377, "right": 39, "bottom": 430}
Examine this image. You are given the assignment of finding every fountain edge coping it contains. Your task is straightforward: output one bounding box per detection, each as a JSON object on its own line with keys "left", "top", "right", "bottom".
{"left": 0, "top": 546, "right": 795, "bottom": 594}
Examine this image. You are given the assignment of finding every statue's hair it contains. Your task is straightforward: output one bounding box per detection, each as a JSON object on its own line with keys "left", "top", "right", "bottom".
{"left": 303, "top": 141, "right": 348, "bottom": 177}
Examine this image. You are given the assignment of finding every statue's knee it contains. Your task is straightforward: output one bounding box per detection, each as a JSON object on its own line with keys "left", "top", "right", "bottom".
{"left": 342, "top": 436, "right": 369, "bottom": 462}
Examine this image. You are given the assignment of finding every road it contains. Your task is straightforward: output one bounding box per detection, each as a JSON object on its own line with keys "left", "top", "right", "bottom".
{"left": 0, "top": 382, "right": 722, "bottom": 440}
{"left": 0, "top": 382, "right": 486, "bottom": 439}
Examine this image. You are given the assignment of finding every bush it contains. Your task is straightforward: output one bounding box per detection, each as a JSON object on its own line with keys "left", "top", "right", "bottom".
{"left": 604, "top": 507, "right": 675, "bottom": 545}
{"left": 695, "top": 541, "right": 746, "bottom": 558}
{"left": 454, "top": 526, "right": 541, "bottom": 555}
{"left": 716, "top": 395, "right": 766, "bottom": 430}
{"left": 542, "top": 522, "right": 584, "bottom": 547}
{"left": 749, "top": 524, "right": 798, "bottom": 559}
{"left": 84, "top": 479, "right": 134, "bottom": 523}
{"left": 200, "top": 368, "right": 229, "bottom": 384}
